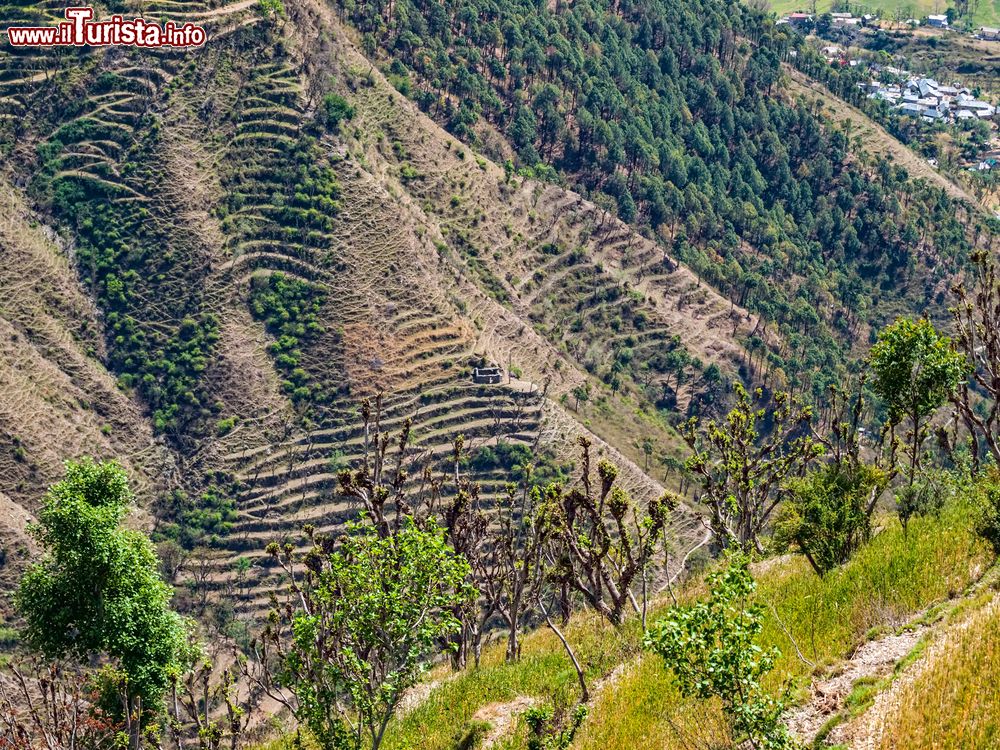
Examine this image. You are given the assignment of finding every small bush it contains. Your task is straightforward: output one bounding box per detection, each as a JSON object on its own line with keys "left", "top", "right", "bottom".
{"left": 896, "top": 467, "right": 959, "bottom": 533}
{"left": 775, "top": 462, "right": 887, "bottom": 576}
{"left": 454, "top": 720, "right": 491, "bottom": 750}
{"left": 973, "top": 468, "right": 1000, "bottom": 554}
{"left": 0, "top": 626, "right": 19, "bottom": 649}
{"left": 525, "top": 704, "right": 587, "bottom": 750}
{"left": 319, "top": 93, "right": 355, "bottom": 131}
{"left": 645, "top": 553, "right": 796, "bottom": 750}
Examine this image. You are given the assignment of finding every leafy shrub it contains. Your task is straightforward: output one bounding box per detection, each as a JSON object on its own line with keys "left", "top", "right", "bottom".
{"left": 0, "top": 626, "right": 18, "bottom": 649}
{"left": 973, "top": 468, "right": 1000, "bottom": 555}
{"left": 319, "top": 93, "right": 355, "bottom": 130}
{"left": 896, "top": 467, "right": 960, "bottom": 533}
{"left": 154, "top": 487, "right": 238, "bottom": 549}
{"left": 466, "top": 441, "right": 571, "bottom": 485}
{"left": 775, "top": 462, "right": 887, "bottom": 575}
{"left": 216, "top": 416, "right": 238, "bottom": 436}
{"left": 645, "top": 554, "right": 796, "bottom": 750}
{"left": 525, "top": 704, "right": 587, "bottom": 750}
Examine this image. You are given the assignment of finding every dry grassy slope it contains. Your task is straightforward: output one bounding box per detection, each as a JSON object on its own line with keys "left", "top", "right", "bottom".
{"left": 288, "top": 0, "right": 733, "bottom": 477}
{"left": 289, "top": 0, "right": 758, "bottom": 450}
{"left": 0, "top": 0, "right": 292, "bottom": 683}
{"left": 126, "top": 0, "right": 716, "bottom": 613}
{"left": 0, "top": 175, "right": 171, "bottom": 600}
{"left": 189, "top": 1, "right": 712, "bottom": 612}
{"left": 305, "top": 3, "right": 757, "bottom": 382}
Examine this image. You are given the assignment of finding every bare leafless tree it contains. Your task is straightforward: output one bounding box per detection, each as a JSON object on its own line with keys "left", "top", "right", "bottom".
{"left": 950, "top": 250, "right": 1000, "bottom": 468}
{"left": 0, "top": 658, "right": 120, "bottom": 750}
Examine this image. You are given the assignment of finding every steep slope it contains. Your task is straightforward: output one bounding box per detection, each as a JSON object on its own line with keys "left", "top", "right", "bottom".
{"left": 784, "top": 68, "right": 979, "bottom": 207}
{"left": 0, "top": 174, "right": 169, "bottom": 598}
{"left": 335, "top": 0, "right": 993, "bottom": 401}
{"left": 379, "top": 505, "right": 990, "bottom": 749}
{"left": 0, "top": 0, "right": 733, "bottom": 621}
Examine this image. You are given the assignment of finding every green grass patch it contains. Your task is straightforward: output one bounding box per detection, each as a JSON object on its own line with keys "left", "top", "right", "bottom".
{"left": 871, "top": 594, "right": 1000, "bottom": 748}
{"left": 266, "top": 500, "right": 989, "bottom": 749}
{"left": 579, "top": 501, "right": 989, "bottom": 748}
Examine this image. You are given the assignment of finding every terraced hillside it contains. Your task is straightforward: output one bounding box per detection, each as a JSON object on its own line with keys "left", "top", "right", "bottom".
{"left": 0, "top": 0, "right": 729, "bottom": 623}
{"left": 0, "top": 176, "right": 166, "bottom": 599}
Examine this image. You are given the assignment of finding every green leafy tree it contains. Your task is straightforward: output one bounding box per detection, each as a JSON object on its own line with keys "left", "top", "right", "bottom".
{"left": 683, "top": 384, "right": 822, "bottom": 553}
{"left": 868, "top": 317, "right": 967, "bottom": 483}
{"left": 319, "top": 93, "right": 356, "bottom": 131}
{"left": 775, "top": 462, "right": 887, "bottom": 575}
{"left": 15, "top": 460, "right": 186, "bottom": 728}
{"left": 972, "top": 468, "right": 1000, "bottom": 554}
{"left": 252, "top": 518, "right": 477, "bottom": 750}
{"left": 645, "top": 554, "right": 797, "bottom": 750}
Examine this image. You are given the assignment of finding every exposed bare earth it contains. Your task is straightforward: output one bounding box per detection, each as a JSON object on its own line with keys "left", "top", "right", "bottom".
{"left": 833, "top": 594, "right": 1000, "bottom": 750}
{"left": 474, "top": 696, "right": 538, "bottom": 749}
{"left": 785, "top": 624, "right": 928, "bottom": 744}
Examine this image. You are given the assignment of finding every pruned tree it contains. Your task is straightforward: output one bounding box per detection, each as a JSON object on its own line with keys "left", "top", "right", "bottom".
{"left": 542, "top": 437, "right": 677, "bottom": 627}
{"left": 490, "top": 475, "right": 549, "bottom": 663}
{"left": 683, "top": 384, "right": 822, "bottom": 553}
{"left": 337, "top": 394, "right": 425, "bottom": 537}
{"left": 950, "top": 250, "right": 1000, "bottom": 468}
{"left": 439, "top": 436, "right": 494, "bottom": 669}
{"left": 0, "top": 657, "right": 121, "bottom": 750}
{"left": 168, "top": 633, "right": 247, "bottom": 750}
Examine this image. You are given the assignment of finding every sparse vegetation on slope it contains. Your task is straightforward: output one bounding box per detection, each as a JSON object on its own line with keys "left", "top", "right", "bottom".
{"left": 867, "top": 594, "right": 1000, "bottom": 749}
{"left": 372, "top": 499, "right": 987, "bottom": 750}
{"left": 337, "top": 0, "right": 989, "bottom": 400}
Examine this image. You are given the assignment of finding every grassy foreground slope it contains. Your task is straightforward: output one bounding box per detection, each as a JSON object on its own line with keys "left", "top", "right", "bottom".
{"left": 352, "top": 501, "right": 989, "bottom": 749}
{"left": 860, "top": 591, "right": 1000, "bottom": 749}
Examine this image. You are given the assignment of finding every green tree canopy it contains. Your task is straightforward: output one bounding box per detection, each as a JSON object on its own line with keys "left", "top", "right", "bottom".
{"left": 645, "top": 554, "right": 796, "bottom": 750}
{"left": 868, "top": 317, "right": 966, "bottom": 426}
{"left": 776, "top": 462, "right": 888, "bottom": 576}
{"left": 868, "top": 317, "right": 967, "bottom": 480}
{"left": 15, "top": 460, "right": 185, "bottom": 714}
{"left": 259, "top": 518, "right": 477, "bottom": 750}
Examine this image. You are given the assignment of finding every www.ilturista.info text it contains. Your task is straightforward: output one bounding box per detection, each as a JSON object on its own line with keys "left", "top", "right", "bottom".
{"left": 7, "top": 7, "right": 206, "bottom": 47}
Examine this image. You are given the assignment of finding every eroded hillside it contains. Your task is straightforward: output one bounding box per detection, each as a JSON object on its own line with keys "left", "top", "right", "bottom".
{"left": 0, "top": 0, "right": 742, "bottom": 615}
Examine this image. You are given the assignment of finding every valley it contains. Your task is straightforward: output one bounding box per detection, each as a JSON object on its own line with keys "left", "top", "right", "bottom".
{"left": 0, "top": 0, "right": 998, "bottom": 748}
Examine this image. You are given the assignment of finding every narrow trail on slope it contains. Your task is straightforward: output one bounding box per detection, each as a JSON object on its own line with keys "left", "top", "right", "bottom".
{"left": 785, "top": 566, "right": 1000, "bottom": 747}
{"left": 834, "top": 593, "right": 1000, "bottom": 750}
{"left": 784, "top": 622, "right": 929, "bottom": 744}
